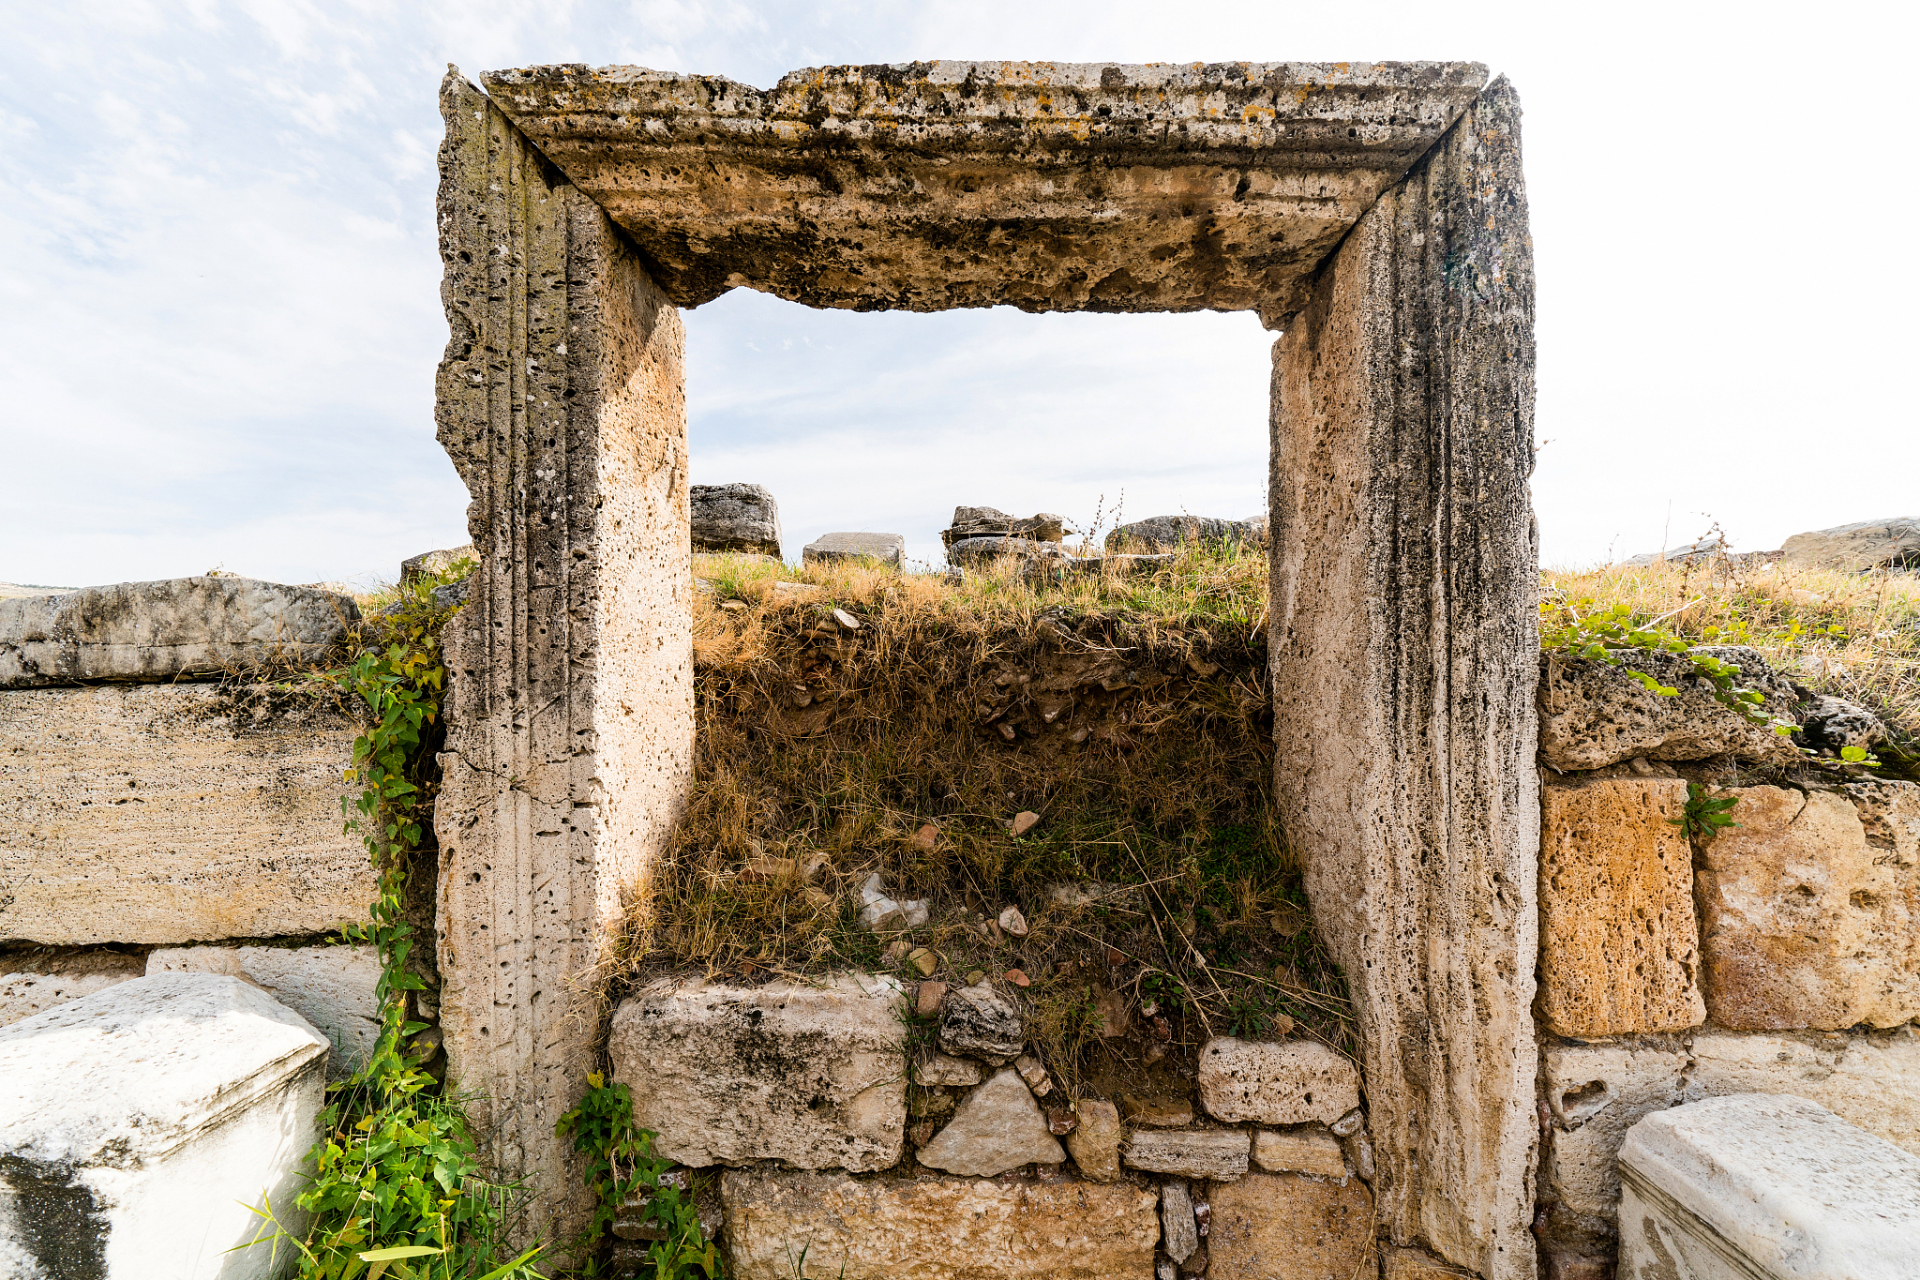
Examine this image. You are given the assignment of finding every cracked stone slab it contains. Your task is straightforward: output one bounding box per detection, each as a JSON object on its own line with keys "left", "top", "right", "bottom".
{"left": 916, "top": 1067, "right": 1064, "bottom": 1176}
{"left": 147, "top": 943, "right": 382, "bottom": 1078}
{"left": 1196, "top": 1037, "right": 1361, "bottom": 1125}
{"left": 1122, "top": 1128, "right": 1250, "bottom": 1181}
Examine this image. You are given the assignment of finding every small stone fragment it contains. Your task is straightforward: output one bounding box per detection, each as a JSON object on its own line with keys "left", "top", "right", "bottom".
{"left": 1122, "top": 1094, "right": 1195, "bottom": 1127}
{"left": 1047, "top": 1108, "right": 1077, "bottom": 1135}
{"left": 1003, "top": 968, "right": 1031, "bottom": 988}
{"left": 1123, "top": 1129, "right": 1251, "bottom": 1181}
{"left": 720, "top": 599, "right": 747, "bottom": 612}
{"left": 916, "top": 1068, "right": 1066, "bottom": 1176}
{"left": 937, "top": 980, "right": 1024, "bottom": 1064}
{"left": 911, "top": 823, "right": 939, "bottom": 851}
{"left": 1015, "top": 1053, "right": 1051, "bottom": 1095}
{"left": 916, "top": 980, "right": 948, "bottom": 1018}
{"left": 1160, "top": 1180, "right": 1199, "bottom": 1263}
{"left": 1009, "top": 811, "right": 1040, "bottom": 837}
{"left": 883, "top": 939, "right": 909, "bottom": 963}
{"left": 1066, "top": 1099, "right": 1123, "bottom": 1182}
{"left": 1177, "top": 1244, "right": 1208, "bottom": 1276}
{"left": 916, "top": 1049, "right": 983, "bottom": 1087}
{"left": 832, "top": 608, "right": 861, "bottom": 630}
{"left": 1330, "top": 1107, "right": 1366, "bottom": 1138}
{"left": 1106, "top": 947, "right": 1128, "bottom": 966}
{"left": 998, "top": 905, "right": 1030, "bottom": 937}
{"left": 1157, "top": 1262, "right": 1176, "bottom": 1280}
{"left": 1092, "top": 985, "right": 1130, "bottom": 1038}
{"left": 1197, "top": 1038, "right": 1361, "bottom": 1126}
{"left": 1344, "top": 1130, "right": 1375, "bottom": 1182}
{"left": 1251, "top": 1128, "right": 1348, "bottom": 1178}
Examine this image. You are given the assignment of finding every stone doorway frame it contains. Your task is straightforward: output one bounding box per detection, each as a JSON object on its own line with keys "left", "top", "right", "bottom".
{"left": 432, "top": 61, "right": 1538, "bottom": 1279}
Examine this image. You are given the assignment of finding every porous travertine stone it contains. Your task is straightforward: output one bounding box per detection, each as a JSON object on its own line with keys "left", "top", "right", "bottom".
{"left": 1065, "top": 1098, "right": 1122, "bottom": 1182}
{"left": 1795, "top": 695, "right": 1885, "bottom": 754}
{"left": 609, "top": 976, "right": 906, "bottom": 1171}
{"left": 1686, "top": 1027, "right": 1920, "bottom": 1155}
{"left": 1252, "top": 1127, "right": 1350, "bottom": 1178}
{"left": 481, "top": 62, "right": 1488, "bottom": 325}
{"left": 0, "top": 974, "right": 327, "bottom": 1280}
{"left": 0, "top": 576, "right": 357, "bottom": 687}
{"left": 937, "top": 980, "right": 1023, "bottom": 1064}
{"left": 1269, "top": 81, "right": 1539, "bottom": 1278}
{"left": 1208, "top": 1171, "right": 1376, "bottom": 1280}
{"left": 916, "top": 1068, "right": 1064, "bottom": 1176}
{"left": 1617, "top": 1095, "right": 1920, "bottom": 1280}
{"left": 803, "top": 532, "right": 906, "bottom": 567}
{"left": 1780, "top": 517, "right": 1920, "bottom": 572}
{"left": 1122, "top": 1129, "right": 1250, "bottom": 1181}
{"left": 400, "top": 544, "right": 477, "bottom": 583}
{"left": 434, "top": 70, "right": 693, "bottom": 1244}
{"left": 0, "top": 683, "right": 372, "bottom": 944}
{"left": 0, "top": 950, "right": 144, "bottom": 1026}
{"left": 1538, "top": 1040, "right": 1690, "bottom": 1254}
{"left": 1106, "top": 515, "right": 1261, "bottom": 553}
{"left": 1537, "top": 777, "right": 1705, "bottom": 1037}
{"left": 916, "top": 1049, "right": 982, "bottom": 1087}
{"left": 690, "top": 483, "right": 781, "bottom": 557}
{"left": 147, "top": 943, "right": 381, "bottom": 1077}
{"left": 1160, "top": 1179, "right": 1199, "bottom": 1263}
{"left": 1196, "top": 1037, "right": 1361, "bottom": 1125}
{"left": 1695, "top": 785, "right": 1920, "bottom": 1029}
{"left": 1536, "top": 647, "right": 1803, "bottom": 770}
{"left": 718, "top": 1167, "right": 1159, "bottom": 1280}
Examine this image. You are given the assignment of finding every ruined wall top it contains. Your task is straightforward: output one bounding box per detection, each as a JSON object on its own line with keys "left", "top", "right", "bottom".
{"left": 477, "top": 60, "right": 1487, "bottom": 324}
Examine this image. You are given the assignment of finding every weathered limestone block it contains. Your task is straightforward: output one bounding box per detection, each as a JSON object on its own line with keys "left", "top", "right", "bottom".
{"left": 941, "top": 506, "right": 1067, "bottom": 548}
{"left": 147, "top": 943, "right": 381, "bottom": 1077}
{"left": 1270, "top": 79, "right": 1539, "bottom": 1280}
{"left": 482, "top": 61, "right": 1488, "bottom": 324}
{"left": 0, "top": 576, "right": 357, "bottom": 688}
{"left": 1538, "top": 1039, "right": 1690, "bottom": 1253}
{"left": 1121, "top": 1129, "right": 1250, "bottom": 1181}
{"left": 1196, "top": 1037, "right": 1361, "bottom": 1125}
{"left": 1687, "top": 1027, "right": 1920, "bottom": 1155}
{"left": 917, "top": 1068, "right": 1064, "bottom": 1176}
{"left": 1252, "top": 1127, "right": 1349, "bottom": 1178}
{"left": 1208, "top": 1171, "right": 1376, "bottom": 1280}
{"left": 1538, "top": 777, "right": 1705, "bottom": 1036}
{"left": 1695, "top": 785, "right": 1920, "bottom": 1029}
{"left": 1617, "top": 1095, "right": 1920, "bottom": 1280}
{"left": 400, "top": 544, "right": 477, "bottom": 583}
{"left": 1106, "top": 515, "right": 1261, "bottom": 552}
{"left": 1537, "top": 647, "right": 1802, "bottom": 770}
{"left": 1160, "top": 1179, "right": 1199, "bottom": 1263}
{"left": 1780, "top": 516, "right": 1920, "bottom": 572}
{"left": 0, "top": 684, "right": 372, "bottom": 944}
{"left": 1064, "top": 1098, "right": 1122, "bottom": 1182}
{"left": 0, "top": 950, "right": 144, "bottom": 1026}
{"left": 433, "top": 69, "right": 693, "bottom": 1242}
{"left": 803, "top": 532, "right": 905, "bottom": 567}
{"left": 937, "top": 979, "right": 1023, "bottom": 1064}
{"left": 947, "top": 536, "right": 1065, "bottom": 564}
{"left": 609, "top": 976, "right": 905, "bottom": 1170}
{"left": 690, "top": 483, "right": 781, "bottom": 557}
{"left": 718, "top": 1168, "right": 1158, "bottom": 1280}
{"left": 0, "top": 974, "right": 327, "bottom": 1279}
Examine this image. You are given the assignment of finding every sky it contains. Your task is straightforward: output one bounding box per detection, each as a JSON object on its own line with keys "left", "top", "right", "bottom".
{"left": 3, "top": 0, "right": 1915, "bottom": 586}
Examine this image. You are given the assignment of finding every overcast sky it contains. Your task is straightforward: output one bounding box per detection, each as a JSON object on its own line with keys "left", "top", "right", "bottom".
{"left": 5, "top": 0, "right": 1914, "bottom": 586}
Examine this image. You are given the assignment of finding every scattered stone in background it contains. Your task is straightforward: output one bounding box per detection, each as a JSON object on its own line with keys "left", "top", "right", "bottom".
{"left": 1695, "top": 784, "right": 1920, "bottom": 1030}
{"left": 1537, "top": 777, "right": 1706, "bottom": 1037}
{"left": 997, "top": 905, "right": 1030, "bottom": 937}
{"left": 1066, "top": 1099, "right": 1123, "bottom": 1182}
{"left": 1536, "top": 646, "right": 1804, "bottom": 771}
{"left": 1160, "top": 1180, "right": 1199, "bottom": 1263}
{"left": 857, "top": 873, "right": 929, "bottom": 931}
{"left": 0, "top": 950, "right": 145, "bottom": 1027}
{"left": 1780, "top": 516, "right": 1920, "bottom": 572}
{"left": 0, "top": 576, "right": 360, "bottom": 688}
{"left": 1008, "top": 811, "right": 1040, "bottom": 837}
{"left": 948, "top": 535, "right": 1069, "bottom": 564}
{"left": 1121, "top": 1129, "right": 1250, "bottom": 1181}
{"left": 146, "top": 943, "right": 382, "bottom": 1078}
{"left": 0, "top": 582, "right": 78, "bottom": 600}
{"left": 1105, "top": 515, "right": 1265, "bottom": 554}
{"left": 1196, "top": 1037, "right": 1362, "bottom": 1126}
{"left": 803, "top": 532, "right": 906, "bottom": 568}
{"left": 691, "top": 483, "right": 783, "bottom": 557}
{"left": 399, "top": 544, "right": 477, "bottom": 583}
{"left": 0, "top": 974, "right": 329, "bottom": 1276}
{"left": 940, "top": 506, "right": 1069, "bottom": 550}
{"left": 916, "top": 1068, "right": 1066, "bottom": 1176}
{"left": 1618, "top": 536, "right": 1725, "bottom": 568}
{"left": 911, "top": 823, "right": 939, "bottom": 851}
{"left": 609, "top": 975, "right": 907, "bottom": 1171}
{"left": 937, "top": 980, "right": 1024, "bottom": 1064}
{"left": 1251, "top": 1128, "right": 1349, "bottom": 1178}
{"left": 1206, "top": 1171, "right": 1376, "bottom": 1280}
{"left": 1795, "top": 694, "right": 1886, "bottom": 755}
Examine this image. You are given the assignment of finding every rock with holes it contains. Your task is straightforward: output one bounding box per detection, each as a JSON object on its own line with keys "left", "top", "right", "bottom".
{"left": 1208, "top": 1171, "right": 1376, "bottom": 1280}
{"left": 146, "top": 943, "right": 382, "bottom": 1078}
{"left": 1537, "top": 1040, "right": 1691, "bottom": 1258}
{"left": 1536, "top": 647, "right": 1803, "bottom": 770}
{"left": 1196, "top": 1038, "right": 1361, "bottom": 1126}
{"left": 916, "top": 1068, "right": 1064, "bottom": 1176}
{"left": 691, "top": 483, "right": 782, "bottom": 557}
{"left": 1538, "top": 777, "right": 1705, "bottom": 1037}
{"left": 0, "top": 974, "right": 327, "bottom": 1280}
{"left": 1695, "top": 783, "right": 1920, "bottom": 1029}
{"left": 0, "top": 951, "right": 145, "bottom": 1027}
{"left": 1795, "top": 695, "right": 1886, "bottom": 755}
{"left": 609, "top": 975, "right": 907, "bottom": 1171}
{"left": 400, "top": 544, "right": 477, "bottom": 583}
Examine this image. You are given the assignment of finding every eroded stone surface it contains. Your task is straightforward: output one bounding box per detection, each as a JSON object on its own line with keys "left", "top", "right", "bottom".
{"left": 1209, "top": 1172, "right": 1376, "bottom": 1280}
{"left": 1695, "top": 784, "right": 1920, "bottom": 1029}
{"left": 0, "top": 974, "right": 327, "bottom": 1279}
{"left": 147, "top": 943, "right": 381, "bottom": 1077}
{"left": 482, "top": 61, "right": 1488, "bottom": 325}
{"left": 1065, "top": 1098, "right": 1122, "bottom": 1182}
{"left": 1538, "top": 1039, "right": 1690, "bottom": 1255}
{"left": 610, "top": 975, "right": 905, "bottom": 1170}
{"left": 1537, "top": 648, "right": 1802, "bottom": 771}
{"left": 1160, "top": 1179, "right": 1199, "bottom": 1263}
{"left": 0, "top": 950, "right": 144, "bottom": 1027}
{"left": 691, "top": 483, "right": 781, "bottom": 557}
{"left": 1780, "top": 517, "right": 1920, "bottom": 572}
{"left": 1687, "top": 1027, "right": 1920, "bottom": 1155}
{"left": 803, "top": 531, "right": 906, "bottom": 567}
{"left": 0, "top": 683, "right": 372, "bottom": 944}
{"left": 718, "top": 1167, "right": 1159, "bottom": 1280}
{"left": 1538, "top": 777, "right": 1705, "bottom": 1037}
{"left": 1252, "top": 1127, "right": 1349, "bottom": 1178}
{"left": 400, "top": 545, "right": 476, "bottom": 583}
{"left": 1122, "top": 1128, "right": 1250, "bottom": 1181}
{"left": 917, "top": 1068, "right": 1064, "bottom": 1176}
{"left": 1197, "top": 1038, "right": 1361, "bottom": 1125}
{"left": 937, "top": 980, "right": 1023, "bottom": 1063}
{"left": 1106, "top": 515, "right": 1262, "bottom": 552}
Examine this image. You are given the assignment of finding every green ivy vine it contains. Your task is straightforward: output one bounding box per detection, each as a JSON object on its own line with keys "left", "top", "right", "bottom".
{"left": 555, "top": 1076, "right": 722, "bottom": 1279}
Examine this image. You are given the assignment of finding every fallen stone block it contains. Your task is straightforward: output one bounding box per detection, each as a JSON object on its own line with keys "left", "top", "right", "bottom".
{"left": 0, "top": 576, "right": 358, "bottom": 688}
{"left": 718, "top": 1167, "right": 1158, "bottom": 1280}
{"left": 947, "top": 535, "right": 1067, "bottom": 563}
{"left": 1780, "top": 516, "right": 1920, "bottom": 572}
{"left": 802, "top": 532, "right": 905, "bottom": 568}
{"left": 0, "top": 683, "right": 375, "bottom": 944}
{"left": 609, "top": 975, "right": 906, "bottom": 1170}
{"left": 691, "top": 483, "right": 782, "bottom": 557}
{"left": 1105, "top": 515, "right": 1262, "bottom": 553}
{"left": 1695, "top": 784, "right": 1920, "bottom": 1029}
{"left": 1618, "top": 1094, "right": 1920, "bottom": 1280}
{"left": 1121, "top": 1128, "right": 1250, "bottom": 1181}
{"left": 1251, "top": 1127, "right": 1349, "bottom": 1178}
{"left": 1687, "top": 1026, "right": 1920, "bottom": 1155}
{"left": 1196, "top": 1037, "right": 1361, "bottom": 1125}
{"left": 1536, "top": 647, "right": 1802, "bottom": 770}
{"left": 916, "top": 1067, "right": 1064, "bottom": 1175}
{"left": 399, "top": 544, "right": 476, "bottom": 584}
{"left": 1538, "top": 777, "right": 1705, "bottom": 1037}
{"left": 0, "top": 973, "right": 328, "bottom": 1279}
{"left": 0, "top": 950, "right": 145, "bottom": 1027}
{"left": 147, "top": 943, "right": 381, "bottom": 1077}
{"left": 940, "top": 506, "right": 1068, "bottom": 548}
{"left": 1208, "top": 1171, "right": 1375, "bottom": 1280}
{"left": 1538, "top": 1039, "right": 1690, "bottom": 1255}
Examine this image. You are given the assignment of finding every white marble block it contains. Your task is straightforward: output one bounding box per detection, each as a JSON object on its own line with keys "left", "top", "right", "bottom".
{"left": 0, "top": 973, "right": 329, "bottom": 1279}
{"left": 1618, "top": 1092, "right": 1920, "bottom": 1280}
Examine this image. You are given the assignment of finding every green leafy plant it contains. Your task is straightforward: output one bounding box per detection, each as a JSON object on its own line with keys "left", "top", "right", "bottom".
{"left": 1670, "top": 782, "right": 1740, "bottom": 841}
{"left": 556, "top": 1074, "right": 722, "bottom": 1279}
